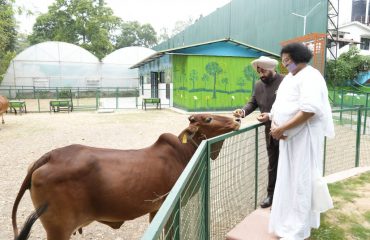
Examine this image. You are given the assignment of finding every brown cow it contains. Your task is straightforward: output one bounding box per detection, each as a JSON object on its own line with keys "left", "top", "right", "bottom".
{"left": 12, "top": 114, "right": 240, "bottom": 240}
{"left": 0, "top": 95, "right": 9, "bottom": 124}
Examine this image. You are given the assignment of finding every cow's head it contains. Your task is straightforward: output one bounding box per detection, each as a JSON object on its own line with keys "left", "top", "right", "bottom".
{"left": 180, "top": 114, "right": 240, "bottom": 159}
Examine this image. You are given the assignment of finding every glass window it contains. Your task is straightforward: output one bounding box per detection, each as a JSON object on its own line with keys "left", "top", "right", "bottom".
{"left": 361, "top": 37, "right": 370, "bottom": 50}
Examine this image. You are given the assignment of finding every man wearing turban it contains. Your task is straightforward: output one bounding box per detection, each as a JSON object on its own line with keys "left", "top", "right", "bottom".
{"left": 233, "top": 56, "right": 284, "bottom": 208}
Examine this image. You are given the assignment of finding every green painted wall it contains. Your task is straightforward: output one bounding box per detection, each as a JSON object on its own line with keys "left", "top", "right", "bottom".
{"left": 173, "top": 55, "right": 259, "bottom": 111}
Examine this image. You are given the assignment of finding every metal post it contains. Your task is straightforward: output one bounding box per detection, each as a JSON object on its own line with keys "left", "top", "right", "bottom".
{"left": 254, "top": 128, "right": 259, "bottom": 209}
{"left": 364, "top": 93, "right": 369, "bottom": 135}
{"left": 355, "top": 107, "right": 362, "bottom": 167}
{"left": 205, "top": 141, "right": 211, "bottom": 239}
{"left": 339, "top": 89, "right": 344, "bottom": 121}
{"left": 174, "top": 200, "right": 180, "bottom": 240}
{"left": 37, "top": 93, "right": 40, "bottom": 112}
{"left": 96, "top": 88, "right": 100, "bottom": 110}
{"left": 116, "top": 88, "right": 119, "bottom": 109}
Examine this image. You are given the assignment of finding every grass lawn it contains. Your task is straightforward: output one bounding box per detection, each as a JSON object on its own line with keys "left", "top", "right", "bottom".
{"left": 311, "top": 171, "right": 370, "bottom": 239}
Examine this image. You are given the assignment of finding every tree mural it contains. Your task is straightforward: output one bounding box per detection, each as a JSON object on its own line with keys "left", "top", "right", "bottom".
{"left": 202, "top": 73, "right": 210, "bottom": 90}
{"left": 189, "top": 69, "right": 198, "bottom": 89}
{"left": 205, "top": 62, "right": 223, "bottom": 98}
{"left": 221, "top": 78, "right": 229, "bottom": 92}
{"left": 237, "top": 77, "right": 247, "bottom": 88}
{"left": 244, "top": 65, "right": 259, "bottom": 92}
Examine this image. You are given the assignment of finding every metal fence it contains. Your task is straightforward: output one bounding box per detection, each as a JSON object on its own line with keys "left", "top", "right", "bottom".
{"left": 142, "top": 107, "right": 370, "bottom": 240}
{"left": 0, "top": 86, "right": 171, "bottom": 112}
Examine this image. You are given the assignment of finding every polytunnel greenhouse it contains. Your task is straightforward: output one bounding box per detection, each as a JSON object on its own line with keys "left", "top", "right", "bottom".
{"left": 1, "top": 42, "right": 156, "bottom": 89}
{"left": 101, "top": 46, "right": 156, "bottom": 88}
{"left": 2, "top": 41, "right": 100, "bottom": 88}
{"left": 0, "top": 42, "right": 157, "bottom": 111}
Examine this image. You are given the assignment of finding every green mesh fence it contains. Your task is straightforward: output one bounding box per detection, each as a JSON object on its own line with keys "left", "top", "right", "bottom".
{"left": 143, "top": 107, "right": 370, "bottom": 240}
{"left": 0, "top": 86, "right": 169, "bottom": 112}
{"left": 208, "top": 125, "right": 268, "bottom": 240}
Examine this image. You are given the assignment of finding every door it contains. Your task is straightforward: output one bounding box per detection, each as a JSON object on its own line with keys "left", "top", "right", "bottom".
{"left": 150, "top": 72, "right": 159, "bottom": 98}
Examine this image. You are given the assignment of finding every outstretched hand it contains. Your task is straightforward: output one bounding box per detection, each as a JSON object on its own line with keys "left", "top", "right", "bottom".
{"left": 233, "top": 109, "right": 244, "bottom": 118}
{"left": 257, "top": 112, "right": 270, "bottom": 122}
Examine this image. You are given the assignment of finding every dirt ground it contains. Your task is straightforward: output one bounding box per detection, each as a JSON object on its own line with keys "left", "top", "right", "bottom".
{"left": 0, "top": 109, "right": 257, "bottom": 240}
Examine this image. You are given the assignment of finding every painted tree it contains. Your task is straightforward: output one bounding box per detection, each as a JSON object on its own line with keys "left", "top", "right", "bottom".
{"left": 189, "top": 69, "right": 198, "bottom": 89}
{"left": 237, "top": 77, "right": 247, "bottom": 88}
{"left": 244, "top": 65, "right": 259, "bottom": 92}
{"left": 221, "top": 77, "right": 229, "bottom": 91}
{"left": 205, "top": 62, "right": 223, "bottom": 98}
{"left": 202, "top": 73, "right": 210, "bottom": 89}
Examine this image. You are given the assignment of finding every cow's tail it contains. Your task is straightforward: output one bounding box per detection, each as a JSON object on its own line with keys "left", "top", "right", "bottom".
{"left": 12, "top": 152, "right": 51, "bottom": 239}
{"left": 15, "top": 204, "right": 48, "bottom": 240}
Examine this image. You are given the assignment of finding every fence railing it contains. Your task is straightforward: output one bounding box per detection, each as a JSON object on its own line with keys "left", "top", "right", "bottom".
{"left": 142, "top": 107, "right": 370, "bottom": 240}
{"left": 0, "top": 86, "right": 171, "bottom": 112}
{"left": 329, "top": 89, "right": 369, "bottom": 134}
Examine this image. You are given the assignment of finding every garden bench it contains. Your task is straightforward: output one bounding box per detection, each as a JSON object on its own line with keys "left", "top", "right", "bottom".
{"left": 50, "top": 100, "right": 73, "bottom": 113}
{"left": 9, "top": 100, "right": 27, "bottom": 115}
{"left": 142, "top": 98, "right": 161, "bottom": 110}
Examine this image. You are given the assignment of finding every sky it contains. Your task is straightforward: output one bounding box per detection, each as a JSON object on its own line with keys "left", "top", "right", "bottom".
{"left": 14, "top": 0, "right": 231, "bottom": 34}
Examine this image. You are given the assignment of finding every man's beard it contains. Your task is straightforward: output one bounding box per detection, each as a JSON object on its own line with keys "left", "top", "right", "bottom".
{"left": 261, "top": 75, "right": 273, "bottom": 84}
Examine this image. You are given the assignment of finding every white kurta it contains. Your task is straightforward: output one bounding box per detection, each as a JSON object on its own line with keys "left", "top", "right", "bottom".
{"left": 268, "top": 66, "right": 334, "bottom": 239}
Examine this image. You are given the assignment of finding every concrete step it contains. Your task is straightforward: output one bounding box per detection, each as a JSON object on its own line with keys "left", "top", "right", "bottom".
{"left": 226, "top": 208, "right": 278, "bottom": 240}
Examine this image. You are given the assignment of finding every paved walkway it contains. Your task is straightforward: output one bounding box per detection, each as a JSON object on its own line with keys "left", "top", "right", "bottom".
{"left": 225, "top": 167, "right": 370, "bottom": 240}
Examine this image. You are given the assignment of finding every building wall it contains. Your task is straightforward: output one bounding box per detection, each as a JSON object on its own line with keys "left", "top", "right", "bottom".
{"left": 172, "top": 55, "right": 258, "bottom": 111}
{"left": 155, "top": 0, "right": 328, "bottom": 55}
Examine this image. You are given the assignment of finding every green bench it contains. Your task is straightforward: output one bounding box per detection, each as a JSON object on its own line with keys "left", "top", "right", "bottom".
{"left": 50, "top": 100, "right": 73, "bottom": 113}
{"left": 142, "top": 98, "right": 161, "bottom": 110}
{"left": 9, "top": 100, "right": 27, "bottom": 115}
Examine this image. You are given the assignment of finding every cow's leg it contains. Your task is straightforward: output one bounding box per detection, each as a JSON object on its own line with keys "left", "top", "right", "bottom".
{"left": 44, "top": 225, "right": 74, "bottom": 240}
{"left": 149, "top": 211, "right": 158, "bottom": 222}
{"left": 1, "top": 114, "right": 4, "bottom": 124}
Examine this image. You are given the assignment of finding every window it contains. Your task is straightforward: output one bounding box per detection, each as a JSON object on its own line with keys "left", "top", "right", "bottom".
{"left": 360, "top": 37, "right": 370, "bottom": 50}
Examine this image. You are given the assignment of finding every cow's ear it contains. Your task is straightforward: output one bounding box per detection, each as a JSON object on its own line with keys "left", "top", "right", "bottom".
{"left": 210, "top": 140, "right": 225, "bottom": 160}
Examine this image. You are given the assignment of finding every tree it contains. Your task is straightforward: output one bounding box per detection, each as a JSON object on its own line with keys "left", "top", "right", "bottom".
{"left": 0, "top": 0, "right": 17, "bottom": 83}
{"left": 326, "top": 46, "right": 368, "bottom": 87}
{"left": 202, "top": 73, "right": 210, "bottom": 89}
{"left": 115, "top": 21, "right": 157, "bottom": 48}
{"left": 221, "top": 78, "right": 229, "bottom": 91}
{"left": 171, "top": 18, "right": 194, "bottom": 36}
{"left": 189, "top": 69, "right": 198, "bottom": 89}
{"left": 28, "top": 0, "right": 121, "bottom": 59}
{"left": 157, "top": 27, "right": 170, "bottom": 43}
{"left": 244, "top": 65, "right": 259, "bottom": 92}
{"left": 205, "top": 62, "right": 223, "bottom": 98}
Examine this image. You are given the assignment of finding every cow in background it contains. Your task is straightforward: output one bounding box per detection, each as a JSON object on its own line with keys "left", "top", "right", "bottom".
{"left": 0, "top": 95, "right": 9, "bottom": 125}
{"left": 12, "top": 114, "right": 241, "bottom": 240}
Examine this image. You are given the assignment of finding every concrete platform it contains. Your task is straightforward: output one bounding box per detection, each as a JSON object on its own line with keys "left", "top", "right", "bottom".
{"left": 226, "top": 208, "right": 277, "bottom": 240}
{"left": 225, "top": 167, "right": 370, "bottom": 240}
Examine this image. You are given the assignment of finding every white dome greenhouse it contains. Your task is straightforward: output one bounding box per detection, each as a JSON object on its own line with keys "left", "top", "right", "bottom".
{"left": 101, "top": 46, "right": 156, "bottom": 88}
{"left": 2, "top": 43, "right": 157, "bottom": 89}
{"left": 2, "top": 41, "right": 100, "bottom": 88}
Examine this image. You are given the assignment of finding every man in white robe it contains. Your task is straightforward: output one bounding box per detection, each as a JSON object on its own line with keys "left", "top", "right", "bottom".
{"left": 261, "top": 43, "right": 335, "bottom": 239}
